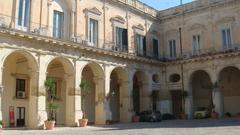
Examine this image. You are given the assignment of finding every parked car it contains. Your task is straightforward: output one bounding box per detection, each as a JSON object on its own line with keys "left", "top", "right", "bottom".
{"left": 139, "top": 110, "right": 162, "bottom": 122}
{"left": 194, "top": 107, "right": 210, "bottom": 119}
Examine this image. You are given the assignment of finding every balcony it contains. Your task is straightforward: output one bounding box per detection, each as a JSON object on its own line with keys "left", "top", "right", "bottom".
{"left": 159, "top": 45, "right": 240, "bottom": 62}
{"left": 0, "top": 14, "right": 167, "bottom": 65}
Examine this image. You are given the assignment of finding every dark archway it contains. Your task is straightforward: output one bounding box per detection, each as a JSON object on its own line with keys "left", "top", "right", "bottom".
{"left": 191, "top": 70, "right": 213, "bottom": 116}
{"left": 219, "top": 66, "right": 240, "bottom": 116}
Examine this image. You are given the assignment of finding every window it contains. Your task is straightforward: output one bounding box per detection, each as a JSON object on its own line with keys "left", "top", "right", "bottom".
{"left": 53, "top": 10, "right": 64, "bottom": 39}
{"left": 16, "top": 0, "right": 30, "bottom": 30}
{"left": 221, "top": 28, "right": 232, "bottom": 49}
{"left": 153, "top": 39, "right": 159, "bottom": 58}
{"left": 192, "top": 35, "right": 200, "bottom": 55}
{"left": 16, "top": 79, "right": 26, "bottom": 99}
{"left": 116, "top": 27, "right": 128, "bottom": 52}
{"left": 136, "top": 34, "right": 146, "bottom": 56}
{"left": 169, "top": 40, "right": 176, "bottom": 59}
{"left": 89, "top": 19, "right": 98, "bottom": 46}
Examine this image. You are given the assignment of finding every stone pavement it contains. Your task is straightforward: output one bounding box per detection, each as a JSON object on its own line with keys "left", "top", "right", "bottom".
{"left": 2, "top": 118, "right": 240, "bottom": 135}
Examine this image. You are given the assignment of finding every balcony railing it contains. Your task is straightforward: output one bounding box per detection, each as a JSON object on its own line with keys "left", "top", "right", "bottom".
{"left": 1, "top": 14, "right": 240, "bottom": 63}
{"left": 117, "top": 0, "right": 158, "bottom": 17}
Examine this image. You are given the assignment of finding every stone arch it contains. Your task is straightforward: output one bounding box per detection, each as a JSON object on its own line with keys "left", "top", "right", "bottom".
{"left": 109, "top": 66, "right": 129, "bottom": 122}
{"left": 190, "top": 70, "right": 213, "bottom": 118}
{"left": 45, "top": 57, "right": 75, "bottom": 126}
{"left": 132, "top": 70, "right": 150, "bottom": 114}
{"left": 1, "top": 49, "right": 38, "bottom": 70}
{"left": 218, "top": 66, "right": 240, "bottom": 116}
{"left": 80, "top": 62, "right": 105, "bottom": 124}
{"left": 2, "top": 50, "right": 38, "bottom": 127}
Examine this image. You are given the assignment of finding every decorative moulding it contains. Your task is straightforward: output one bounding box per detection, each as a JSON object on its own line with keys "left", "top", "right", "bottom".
{"left": 83, "top": 7, "right": 102, "bottom": 16}
{"left": 110, "top": 15, "right": 126, "bottom": 24}
{"left": 132, "top": 24, "right": 145, "bottom": 31}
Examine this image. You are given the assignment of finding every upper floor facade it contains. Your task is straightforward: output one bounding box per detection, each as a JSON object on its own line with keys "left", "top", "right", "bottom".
{"left": 0, "top": 0, "right": 160, "bottom": 59}
{"left": 0, "top": 0, "right": 240, "bottom": 63}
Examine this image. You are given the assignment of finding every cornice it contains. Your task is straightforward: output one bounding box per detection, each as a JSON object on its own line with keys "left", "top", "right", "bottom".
{"left": 0, "top": 28, "right": 165, "bottom": 67}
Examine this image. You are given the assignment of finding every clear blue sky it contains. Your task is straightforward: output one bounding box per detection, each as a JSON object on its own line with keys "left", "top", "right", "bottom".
{"left": 139, "top": 0, "right": 194, "bottom": 10}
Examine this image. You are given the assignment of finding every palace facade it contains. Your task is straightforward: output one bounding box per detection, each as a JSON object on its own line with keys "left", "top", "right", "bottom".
{"left": 0, "top": 0, "right": 240, "bottom": 128}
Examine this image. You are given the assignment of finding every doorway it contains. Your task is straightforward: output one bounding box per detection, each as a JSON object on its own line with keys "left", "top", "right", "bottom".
{"left": 16, "top": 107, "right": 25, "bottom": 127}
{"left": 171, "top": 90, "right": 182, "bottom": 118}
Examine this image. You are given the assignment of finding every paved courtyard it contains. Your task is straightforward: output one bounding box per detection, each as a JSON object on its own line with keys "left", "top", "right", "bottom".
{"left": 2, "top": 118, "right": 240, "bottom": 135}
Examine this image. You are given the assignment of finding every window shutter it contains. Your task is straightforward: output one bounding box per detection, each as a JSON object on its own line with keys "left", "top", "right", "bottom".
{"left": 143, "top": 36, "right": 146, "bottom": 56}
{"left": 122, "top": 29, "right": 128, "bottom": 51}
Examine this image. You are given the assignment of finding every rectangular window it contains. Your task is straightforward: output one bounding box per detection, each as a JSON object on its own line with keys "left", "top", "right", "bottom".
{"left": 53, "top": 10, "right": 64, "bottom": 39}
{"left": 16, "top": 79, "right": 26, "bottom": 99}
{"left": 153, "top": 39, "right": 159, "bottom": 58}
{"left": 169, "top": 40, "right": 176, "bottom": 59}
{"left": 16, "top": 0, "right": 30, "bottom": 30}
{"left": 192, "top": 35, "right": 200, "bottom": 55}
{"left": 116, "top": 27, "right": 128, "bottom": 52}
{"left": 136, "top": 34, "right": 146, "bottom": 56}
{"left": 221, "top": 28, "right": 232, "bottom": 49}
{"left": 89, "top": 19, "right": 98, "bottom": 46}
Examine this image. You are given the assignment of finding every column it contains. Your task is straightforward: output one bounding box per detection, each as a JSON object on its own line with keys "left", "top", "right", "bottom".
{"left": 211, "top": 69, "right": 224, "bottom": 117}
{"left": 104, "top": 67, "right": 112, "bottom": 122}
{"left": 36, "top": 55, "right": 48, "bottom": 128}
{"left": 184, "top": 71, "right": 193, "bottom": 119}
{"left": 119, "top": 80, "right": 131, "bottom": 122}
{"left": 141, "top": 82, "right": 151, "bottom": 111}
{"left": 64, "top": 73, "right": 75, "bottom": 126}
{"left": 28, "top": 70, "right": 40, "bottom": 128}
{"left": 73, "top": 60, "right": 83, "bottom": 126}
{"left": 141, "top": 73, "right": 152, "bottom": 111}
{"left": 94, "top": 77, "right": 106, "bottom": 125}
{"left": 0, "top": 66, "right": 3, "bottom": 121}
{"left": 128, "top": 69, "right": 135, "bottom": 118}
{"left": 71, "top": 9, "right": 76, "bottom": 39}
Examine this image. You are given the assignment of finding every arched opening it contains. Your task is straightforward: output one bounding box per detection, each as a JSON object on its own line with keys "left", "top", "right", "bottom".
{"left": 219, "top": 66, "right": 240, "bottom": 116}
{"left": 2, "top": 51, "right": 38, "bottom": 127}
{"left": 191, "top": 70, "right": 213, "bottom": 117}
{"left": 46, "top": 57, "right": 74, "bottom": 126}
{"left": 109, "top": 67, "right": 128, "bottom": 123}
{"left": 81, "top": 63, "right": 104, "bottom": 124}
{"left": 132, "top": 71, "right": 149, "bottom": 114}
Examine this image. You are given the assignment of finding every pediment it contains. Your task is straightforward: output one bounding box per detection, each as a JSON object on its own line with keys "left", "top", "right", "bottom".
{"left": 110, "top": 15, "right": 126, "bottom": 24}
{"left": 188, "top": 23, "right": 206, "bottom": 31}
{"left": 216, "top": 16, "right": 235, "bottom": 24}
{"left": 84, "top": 7, "right": 102, "bottom": 15}
{"left": 132, "top": 24, "right": 144, "bottom": 31}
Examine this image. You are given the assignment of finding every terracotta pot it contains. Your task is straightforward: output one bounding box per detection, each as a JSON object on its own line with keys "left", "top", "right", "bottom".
{"left": 211, "top": 112, "right": 219, "bottom": 119}
{"left": 132, "top": 116, "right": 140, "bottom": 123}
{"left": 180, "top": 113, "right": 188, "bottom": 120}
{"left": 45, "top": 121, "right": 55, "bottom": 130}
{"left": 79, "top": 119, "right": 88, "bottom": 127}
{"left": 105, "top": 120, "right": 111, "bottom": 125}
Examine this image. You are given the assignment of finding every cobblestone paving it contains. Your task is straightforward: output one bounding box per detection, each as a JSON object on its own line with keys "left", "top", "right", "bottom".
{"left": 2, "top": 118, "right": 240, "bottom": 135}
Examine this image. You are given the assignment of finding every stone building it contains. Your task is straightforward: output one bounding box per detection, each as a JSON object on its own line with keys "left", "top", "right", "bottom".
{"left": 0, "top": 0, "right": 239, "bottom": 128}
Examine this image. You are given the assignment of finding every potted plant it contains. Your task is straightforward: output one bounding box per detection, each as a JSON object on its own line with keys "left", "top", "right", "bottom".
{"left": 44, "top": 78, "right": 59, "bottom": 130}
{"left": 180, "top": 90, "right": 189, "bottom": 119}
{"left": 79, "top": 79, "right": 91, "bottom": 127}
{"left": 132, "top": 89, "right": 140, "bottom": 122}
{"left": 0, "top": 120, "right": 3, "bottom": 131}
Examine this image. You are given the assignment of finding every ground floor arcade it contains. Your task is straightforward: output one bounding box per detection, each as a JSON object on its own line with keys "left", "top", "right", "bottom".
{"left": 0, "top": 48, "right": 160, "bottom": 128}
